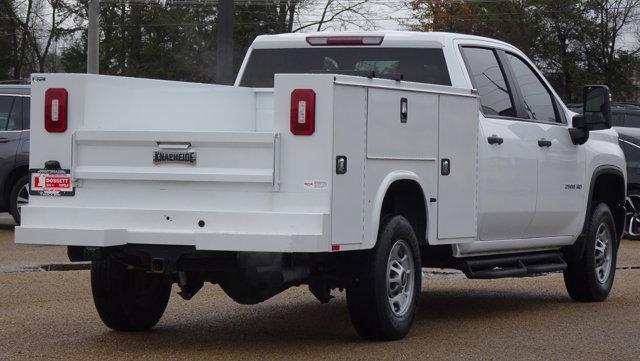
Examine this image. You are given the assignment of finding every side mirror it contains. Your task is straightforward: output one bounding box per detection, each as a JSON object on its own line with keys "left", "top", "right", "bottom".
{"left": 569, "top": 114, "right": 589, "bottom": 145}
{"left": 581, "top": 85, "right": 611, "bottom": 131}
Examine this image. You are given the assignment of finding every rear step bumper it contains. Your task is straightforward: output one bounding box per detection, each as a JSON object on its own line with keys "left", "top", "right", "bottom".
{"left": 16, "top": 206, "right": 331, "bottom": 253}
{"left": 461, "top": 252, "right": 568, "bottom": 279}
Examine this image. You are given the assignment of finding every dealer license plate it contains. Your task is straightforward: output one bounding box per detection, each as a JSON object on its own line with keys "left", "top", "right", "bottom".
{"left": 30, "top": 169, "right": 75, "bottom": 196}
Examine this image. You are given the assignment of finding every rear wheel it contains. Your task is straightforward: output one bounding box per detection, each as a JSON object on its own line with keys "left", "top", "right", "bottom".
{"left": 91, "top": 252, "right": 172, "bottom": 331}
{"left": 9, "top": 174, "right": 29, "bottom": 226}
{"left": 346, "top": 215, "right": 421, "bottom": 340}
{"left": 564, "top": 202, "right": 617, "bottom": 302}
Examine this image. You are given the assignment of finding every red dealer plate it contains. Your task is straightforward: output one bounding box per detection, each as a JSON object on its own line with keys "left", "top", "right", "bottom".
{"left": 30, "top": 169, "right": 75, "bottom": 196}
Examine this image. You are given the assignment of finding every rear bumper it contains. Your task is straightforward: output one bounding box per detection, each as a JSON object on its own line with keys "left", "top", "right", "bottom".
{"left": 15, "top": 206, "right": 331, "bottom": 253}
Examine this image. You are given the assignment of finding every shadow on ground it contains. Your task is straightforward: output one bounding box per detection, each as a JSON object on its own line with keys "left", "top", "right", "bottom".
{"left": 79, "top": 285, "right": 572, "bottom": 352}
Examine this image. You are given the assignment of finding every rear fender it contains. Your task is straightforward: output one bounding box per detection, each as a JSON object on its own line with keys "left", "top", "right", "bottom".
{"left": 369, "top": 171, "right": 427, "bottom": 248}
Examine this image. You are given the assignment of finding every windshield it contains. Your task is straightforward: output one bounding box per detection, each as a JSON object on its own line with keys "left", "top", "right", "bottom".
{"left": 239, "top": 48, "right": 451, "bottom": 88}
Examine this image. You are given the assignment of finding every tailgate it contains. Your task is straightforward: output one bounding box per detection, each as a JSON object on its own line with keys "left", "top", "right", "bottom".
{"left": 73, "top": 130, "right": 279, "bottom": 187}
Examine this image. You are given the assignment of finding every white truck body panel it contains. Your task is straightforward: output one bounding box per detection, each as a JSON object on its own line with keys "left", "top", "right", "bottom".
{"left": 18, "top": 74, "right": 333, "bottom": 252}
{"left": 16, "top": 31, "right": 626, "bottom": 259}
{"left": 17, "top": 70, "right": 479, "bottom": 253}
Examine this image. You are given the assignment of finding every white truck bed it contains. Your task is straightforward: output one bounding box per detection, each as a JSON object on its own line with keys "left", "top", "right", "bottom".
{"left": 17, "top": 72, "right": 478, "bottom": 253}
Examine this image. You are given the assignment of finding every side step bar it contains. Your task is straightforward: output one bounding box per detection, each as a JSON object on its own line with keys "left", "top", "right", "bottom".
{"left": 461, "top": 251, "right": 567, "bottom": 279}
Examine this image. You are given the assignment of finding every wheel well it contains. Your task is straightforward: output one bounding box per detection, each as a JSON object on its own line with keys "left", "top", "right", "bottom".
{"left": 380, "top": 180, "right": 427, "bottom": 244}
{"left": 591, "top": 172, "right": 625, "bottom": 240}
{"left": 3, "top": 166, "right": 28, "bottom": 207}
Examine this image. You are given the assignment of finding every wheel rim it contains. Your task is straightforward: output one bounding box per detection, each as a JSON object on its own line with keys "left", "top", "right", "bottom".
{"left": 626, "top": 195, "right": 640, "bottom": 237}
{"left": 594, "top": 222, "right": 613, "bottom": 284}
{"left": 387, "top": 239, "right": 415, "bottom": 317}
{"left": 16, "top": 183, "right": 29, "bottom": 215}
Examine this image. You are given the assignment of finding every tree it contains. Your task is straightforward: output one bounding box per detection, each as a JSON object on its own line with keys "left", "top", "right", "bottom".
{"left": 0, "top": 0, "right": 80, "bottom": 78}
{"left": 528, "top": 0, "right": 588, "bottom": 101}
{"left": 0, "top": 2, "right": 17, "bottom": 80}
{"left": 409, "top": 0, "right": 640, "bottom": 103}
{"left": 294, "top": 0, "right": 376, "bottom": 32}
{"left": 583, "top": 0, "right": 640, "bottom": 95}
{"left": 409, "top": 0, "right": 478, "bottom": 33}
{"left": 61, "top": 2, "right": 218, "bottom": 81}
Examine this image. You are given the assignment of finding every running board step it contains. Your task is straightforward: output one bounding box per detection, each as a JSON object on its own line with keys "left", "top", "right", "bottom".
{"left": 461, "top": 252, "right": 567, "bottom": 279}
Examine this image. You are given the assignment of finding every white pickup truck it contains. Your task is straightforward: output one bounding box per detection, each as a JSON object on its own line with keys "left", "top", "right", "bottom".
{"left": 17, "top": 31, "right": 626, "bottom": 340}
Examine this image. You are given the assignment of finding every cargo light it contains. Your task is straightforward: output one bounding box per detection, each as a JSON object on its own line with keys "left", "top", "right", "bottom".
{"left": 306, "top": 35, "right": 384, "bottom": 46}
{"left": 290, "top": 89, "right": 315, "bottom": 136}
{"left": 45, "top": 88, "right": 68, "bottom": 133}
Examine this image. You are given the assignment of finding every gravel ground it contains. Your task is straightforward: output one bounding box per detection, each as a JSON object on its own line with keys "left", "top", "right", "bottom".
{"left": 2, "top": 225, "right": 640, "bottom": 360}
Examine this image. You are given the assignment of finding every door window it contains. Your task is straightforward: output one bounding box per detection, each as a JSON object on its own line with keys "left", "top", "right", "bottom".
{"left": 0, "top": 96, "right": 14, "bottom": 130}
{"left": 461, "top": 47, "right": 515, "bottom": 117}
{"left": 505, "top": 53, "right": 559, "bottom": 123}
{"left": 0, "top": 96, "right": 21, "bottom": 130}
{"left": 7, "top": 97, "right": 21, "bottom": 130}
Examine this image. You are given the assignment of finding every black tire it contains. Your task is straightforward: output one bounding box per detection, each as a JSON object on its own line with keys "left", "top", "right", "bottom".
{"left": 564, "top": 202, "right": 618, "bottom": 302}
{"left": 9, "top": 174, "right": 29, "bottom": 226}
{"left": 346, "top": 215, "right": 421, "bottom": 340}
{"left": 624, "top": 189, "right": 640, "bottom": 240}
{"left": 91, "top": 252, "right": 172, "bottom": 331}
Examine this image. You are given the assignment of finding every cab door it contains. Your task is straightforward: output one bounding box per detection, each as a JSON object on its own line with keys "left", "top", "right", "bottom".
{"left": 529, "top": 123, "right": 586, "bottom": 237}
{"left": 460, "top": 47, "right": 539, "bottom": 241}
{"left": 501, "top": 53, "right": 587, "bottom": 238}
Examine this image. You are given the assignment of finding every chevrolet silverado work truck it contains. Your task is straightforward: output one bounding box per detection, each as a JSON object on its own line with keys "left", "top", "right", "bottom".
{"left": 16, "top": 32, "right": 626, "bottom": 340}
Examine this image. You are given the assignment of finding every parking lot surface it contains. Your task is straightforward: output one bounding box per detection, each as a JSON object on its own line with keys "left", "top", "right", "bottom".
{"left": 2, "top": 221, "right": 640, "bottom": 360}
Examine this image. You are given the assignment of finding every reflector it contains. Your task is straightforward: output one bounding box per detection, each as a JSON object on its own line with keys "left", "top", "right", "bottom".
{"left": 290, "top": 89, "right": 316, "bottom": 136}
{"left": 44, "top": 88, "right": 68, "bottom": 133}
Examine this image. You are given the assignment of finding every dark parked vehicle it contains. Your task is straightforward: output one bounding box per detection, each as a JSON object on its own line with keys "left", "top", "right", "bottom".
{"left": 569, "top": 102, "right": 640, "bottom": 239}
{"left": 0, "top": 84, "right": 30, "bottom": 225}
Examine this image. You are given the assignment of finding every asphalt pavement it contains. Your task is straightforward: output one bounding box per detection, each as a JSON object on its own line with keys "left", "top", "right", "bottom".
{"left": 2, "top": 218, "right": 640, "bottom": 360}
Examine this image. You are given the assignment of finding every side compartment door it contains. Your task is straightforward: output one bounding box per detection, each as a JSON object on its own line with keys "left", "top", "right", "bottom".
{"left": 331, "top": 85, "right": 367, "bottom": 247}
{"left": 437, "top": 94, "right": 478, "bottom": 240}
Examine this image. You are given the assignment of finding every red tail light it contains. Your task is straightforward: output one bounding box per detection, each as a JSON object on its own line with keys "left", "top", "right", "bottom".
{"left": 44, "top": 88, "right": 68, "bottom": 133}
{"left": 306, "top": 35, "right": 384, "bottom": 46}
{"left": 290, "top": 89, "right": 315, "bottom": 136}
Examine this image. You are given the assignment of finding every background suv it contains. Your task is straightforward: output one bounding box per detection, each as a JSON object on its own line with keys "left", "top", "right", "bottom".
{"left": 0, "top": 84, "right": 30, "bottom": 225}
{"left": 569, "top": 102, "right": 640, "bottom": 239}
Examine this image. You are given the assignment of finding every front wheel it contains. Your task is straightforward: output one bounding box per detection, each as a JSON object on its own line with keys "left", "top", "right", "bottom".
{"left": 346, "top": 215, "right": 421, "bottom": 340}
{"left": 564, "top": 202, "right": 618, "bottom": 302}
{"left": 91, "top": 252, "right": 172, "bottom": 331}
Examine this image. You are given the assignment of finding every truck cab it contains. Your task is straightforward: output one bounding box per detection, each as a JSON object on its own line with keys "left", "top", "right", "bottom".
{"left": 16, "top": 32, "right": 626, "bottom": 340}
